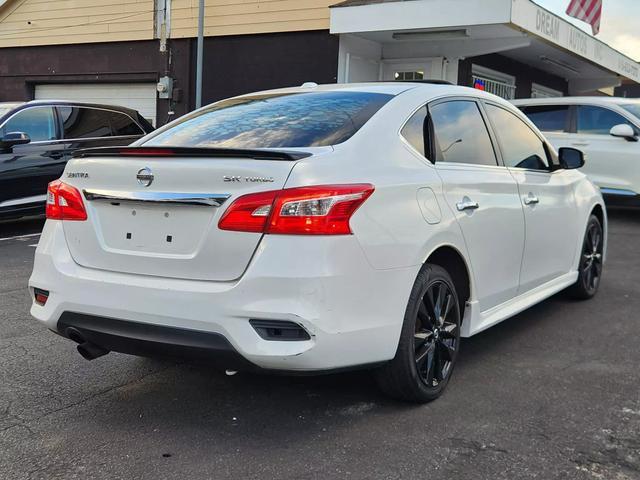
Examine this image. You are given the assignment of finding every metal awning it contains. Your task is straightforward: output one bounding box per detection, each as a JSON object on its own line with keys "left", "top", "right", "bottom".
{"left": 330, "top": 0, "right": 640, "bottom": 91}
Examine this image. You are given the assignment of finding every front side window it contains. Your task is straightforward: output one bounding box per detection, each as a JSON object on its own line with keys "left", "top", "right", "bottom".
{"left": 519, "top": 105, "right": 569, "bottom": 132}
{"left": 0, "top": 107, "right": 57, "bottom": 142}
{"left": 144, "top": 91, "right": 393, "bottom": 149}
{"left": 577, "top": 106, "right": 633, "bottom": 135}
{"left": 59, "top": 107, "right": 113, "bottom": 139}
{"left": 429, "top": 100, "right": 497, "bottom": 166}
{"left": 400, "top": 106, "right": 427, "bottom": 157}
{"left": 486, "top": 104, "right": 549, "bottom": 171}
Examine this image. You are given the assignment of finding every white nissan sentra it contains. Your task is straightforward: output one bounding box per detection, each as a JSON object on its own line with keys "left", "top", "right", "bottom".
{"left": 29, "top": 82, "right": 606, "bottom": 402}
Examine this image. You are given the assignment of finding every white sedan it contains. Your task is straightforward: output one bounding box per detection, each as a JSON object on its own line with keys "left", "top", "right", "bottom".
{"left": 29, "top": 82, "right": 606, "bottom": 402}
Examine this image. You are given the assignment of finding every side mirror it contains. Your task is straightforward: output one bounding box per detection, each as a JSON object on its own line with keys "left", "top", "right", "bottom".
{"left": 609, "top": 123, "right": 637, "bottom": 141}
{"left": 0, "top": 131, "right": 31, "bottom": 150}
{"left": 558, "top": 147, "right": 585, "bottom": 170}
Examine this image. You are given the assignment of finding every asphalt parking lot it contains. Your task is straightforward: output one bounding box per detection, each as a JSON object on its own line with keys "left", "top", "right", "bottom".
{"left": 0, "top": 212, "right": 639, "bottom": 480}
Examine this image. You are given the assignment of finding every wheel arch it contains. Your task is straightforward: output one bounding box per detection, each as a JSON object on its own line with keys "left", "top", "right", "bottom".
{"left": 423, "top": 245, "right": 472, "bottom": 320}
{"left": 590, "top": 202, "right": 608, "bottom": 261}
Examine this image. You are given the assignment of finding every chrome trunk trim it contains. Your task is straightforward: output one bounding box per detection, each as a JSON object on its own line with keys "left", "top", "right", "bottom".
{"left": 83, "top": 189, "right": 230, "bottom": 207}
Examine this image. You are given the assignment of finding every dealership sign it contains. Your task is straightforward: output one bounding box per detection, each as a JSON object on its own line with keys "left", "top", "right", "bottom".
{"left": 511, "top": 0, "right": 640, "bottom": 82}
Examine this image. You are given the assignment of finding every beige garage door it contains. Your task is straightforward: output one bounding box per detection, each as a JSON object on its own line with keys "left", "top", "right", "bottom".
{"left": 35, "top": 83, "right": 157, "bottom": 126}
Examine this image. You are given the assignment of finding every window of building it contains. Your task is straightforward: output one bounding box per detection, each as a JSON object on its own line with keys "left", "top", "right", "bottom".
{"left": 486, "top": 104, "right": 549, "bottom": 171}
{"left": 400, "top": 106, "right": 427, "bottom": 157}
{"left": 394, "top": 71, "right": 425, "bottom": 81}
{"left": 519, "top": 105, "right": 569, "bottom": 132}
{"left": 430, "top": 100, "right": 497, "bottom": 166}
{"left": 577, "top": 105, "right": 633, "bottom": 135}
{"left": 471, "top": 65, "right": 516, "bottom": 100}
{"left": 0, "top": 107, "right": 57, "bottom": 142}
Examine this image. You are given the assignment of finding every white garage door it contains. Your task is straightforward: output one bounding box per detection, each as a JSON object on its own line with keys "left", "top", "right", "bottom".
{"left": 35, "top": 83, "right": 157, "bottom": 126}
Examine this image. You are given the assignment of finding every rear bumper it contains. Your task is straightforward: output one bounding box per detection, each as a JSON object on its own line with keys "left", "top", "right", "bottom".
{"left": 29, "top": 221, "right": 417, "bottom": 371}
{"left": 57, "top": 311, "right": 258, "bottom": 371}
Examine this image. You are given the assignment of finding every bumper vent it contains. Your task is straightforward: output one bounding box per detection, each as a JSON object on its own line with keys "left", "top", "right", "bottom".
{"left": 249, "top": 319, "right": 311, "bottom": 341}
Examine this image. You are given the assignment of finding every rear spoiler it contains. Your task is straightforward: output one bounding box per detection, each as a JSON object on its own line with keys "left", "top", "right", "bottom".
{"left": 73, "top": 146, "right": 312, "bottom": 161}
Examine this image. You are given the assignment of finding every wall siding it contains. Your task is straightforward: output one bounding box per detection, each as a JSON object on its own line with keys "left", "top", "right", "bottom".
{"left": 170, "top": 0, "right": 334, "bottom": 38}
{"left": 0, "top": 0, "right": 156, "bottom": 47}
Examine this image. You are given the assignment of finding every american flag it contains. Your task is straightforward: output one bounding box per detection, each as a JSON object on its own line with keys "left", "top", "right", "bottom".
{"left": 566, "top": 0, "right": 603, "bottom": 35}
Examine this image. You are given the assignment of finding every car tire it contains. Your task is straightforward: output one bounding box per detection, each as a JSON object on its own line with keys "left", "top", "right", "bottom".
{"left": 567, "top": 214, "right": 604, "bottom": 300}
{"left": 376, "top": 264, "right": 462, "bottom": 403}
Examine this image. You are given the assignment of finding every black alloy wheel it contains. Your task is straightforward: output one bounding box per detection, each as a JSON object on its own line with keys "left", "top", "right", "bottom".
{"left": 377, "top": 264, "right": 462, "bottom": 403}
{"left": 568, "top": 214, "right": 604, "bottom": 299}
{"left": 414, "top": 280, "right": 459, "bottom": 388}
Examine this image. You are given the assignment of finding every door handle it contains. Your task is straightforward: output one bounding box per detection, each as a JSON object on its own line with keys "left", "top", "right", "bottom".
{"left": 456, "top": 198, "right": 479, "bottom": 212}
{"left": 523, "top": 193, "right": 539, "bottom": 206}
{"left": 571, "top": 142, "right": 589, "bottom": 147}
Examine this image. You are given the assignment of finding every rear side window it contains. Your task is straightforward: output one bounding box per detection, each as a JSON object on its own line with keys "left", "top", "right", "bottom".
{"left": 486, "top": 104, "right": 549, "bottom": 171}
{"left": 577, "top": 105, "right": 632, "bottom": 134}
{"left": 108, "top": 111, "right": 144, "bottom": 136}
{"left": 520, "top": 105, "right": 569, "bottom": 132}
{"left": 0, "top": 107, "right": 57, "bottom": 142}
{"left": 144, "top": 91, "right": 393, "bottom": 148}
{"left": 429, "top": 100, "right": 497, "bottom": 166}
{"left": 401, "top": 106, "right": 427, "bottom": 157}
{"left": 59, "top": 107, "right": 112, "bottom": 139}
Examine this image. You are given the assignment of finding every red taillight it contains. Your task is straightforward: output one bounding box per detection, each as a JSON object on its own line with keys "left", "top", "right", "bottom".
{"left": 34, "top": 288, "right": 49, "bottom": 306}
{"left": 217, "top": 190, "right": 278, "bottom": 233}
{"left": 219, "top": 184, "right": 374, "bottom": 235}
{"left": 46, "top": 180, "right": 87, "bottom": 221}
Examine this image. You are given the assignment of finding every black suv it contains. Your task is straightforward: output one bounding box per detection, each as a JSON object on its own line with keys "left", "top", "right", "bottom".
{"left": 0, "top": 100, "right": 154, "bottom": 219}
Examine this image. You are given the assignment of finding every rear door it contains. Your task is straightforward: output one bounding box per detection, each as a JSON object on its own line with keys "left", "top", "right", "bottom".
{"left": 429, "top": 99, "right": 525, "bottom": 312}
{"left": 484, "top": 103, "right": 579, "bottom": 292}
{"left": 0, "top": 106, "right": 66, "bottom": 207}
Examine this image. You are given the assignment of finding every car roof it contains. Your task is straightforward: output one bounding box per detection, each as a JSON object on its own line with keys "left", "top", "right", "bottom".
{"left": 19, "top": 99, "right": 141, "bottom": 115}
{"left": 512, "top": 96, "right": 640, "bottom": 107}
{"left": 235, "top": 81, "right": 507, "bottom": 103}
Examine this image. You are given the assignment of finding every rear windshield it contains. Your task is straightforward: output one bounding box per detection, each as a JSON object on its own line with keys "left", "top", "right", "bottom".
{"left": 143, "top": 91, "right": 393, "bottom": 148}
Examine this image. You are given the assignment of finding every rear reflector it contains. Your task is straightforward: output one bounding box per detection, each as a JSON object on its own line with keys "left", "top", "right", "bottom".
{"left": 249, "top": 319, "right": 311, "bottom": 341}
{"left": 218, "top": 184, "right": 374, "bottom": 235}
{"left": 46, "top": 180, "right": 87, "bottom": 221}
{"left": 34, "top": 288, "right": 49, "bottom": 306}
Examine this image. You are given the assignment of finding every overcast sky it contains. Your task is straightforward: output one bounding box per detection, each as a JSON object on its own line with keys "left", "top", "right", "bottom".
{"left": 533, "top": 0, "right": 640, "bottom": 60}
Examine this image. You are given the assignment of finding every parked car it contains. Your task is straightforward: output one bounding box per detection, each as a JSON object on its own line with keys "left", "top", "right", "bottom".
{"left": 29, "top": 83, "right": 606, "bottom": 402}
{"left": 513, "top": 96, "right": 640, "bottom": 207}
{"left": 0, "top": 100, "right": 154, "bottom": 220}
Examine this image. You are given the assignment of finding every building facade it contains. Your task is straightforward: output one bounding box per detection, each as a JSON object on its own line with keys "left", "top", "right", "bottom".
{"left": 1, "top": 0, "right": 638, "bottom": 126}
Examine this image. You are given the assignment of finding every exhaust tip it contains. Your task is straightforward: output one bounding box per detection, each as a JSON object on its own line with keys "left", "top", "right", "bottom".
{"left": 77, "top": 342, "right": 109, "bottom": 361}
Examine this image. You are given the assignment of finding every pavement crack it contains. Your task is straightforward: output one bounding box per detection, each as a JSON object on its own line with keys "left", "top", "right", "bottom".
{"left": 22, "top": 366, "right": 173, "bottom": 425}
{"left": 447, "top": 437, "right": 509, "bottom": 455}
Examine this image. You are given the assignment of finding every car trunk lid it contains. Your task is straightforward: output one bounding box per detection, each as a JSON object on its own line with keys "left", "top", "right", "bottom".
{"left": 61, "top": 147, "right": 312, "bottom": 281}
